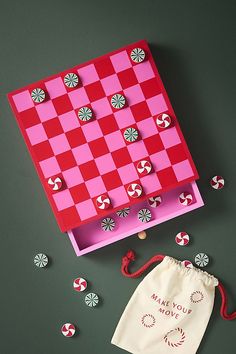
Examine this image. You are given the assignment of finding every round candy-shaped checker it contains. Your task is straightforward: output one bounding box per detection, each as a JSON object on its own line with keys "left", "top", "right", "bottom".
{"left": 127, "top": 183, "right": 142, "bottom": 198}
{"left": 130, "top": 48, "right": 146, "bottom": 63}
{"left": 138, "top": 208, "right": 152, "bottom": 223}
{"left": 31, "top": 88, "right": 46, "bottom": 103}
{"left": 64, "top": 73, "right": 79, "bottom": 88}
{"left": 194, "top": 253, "right": 209, "bottom": 267}
{"left": 179, "top": 192, "right": 193, "bottom": 206}
{"left": 101, "top": 218, "right": 115, "bottom": 231}
{"left": 85, "top": 293, "right": 99, "bottom": 307}
{"left": 61, "top": 323, "right": 76, "bottom": 337}
{"left": 181, "top": 260, "right": 193, "bottom": 268}
{"left": 156, "top": 113, "right": 171, "bottom": 129}
{"left": 137, "top": 160, "right": 152, "bottom": 176}
{"left": 210, "top": 175, "right": 225, "bottom": 190}
{"left": 116, "top": 207, "right": 130, "bottom": 218}
{"left": 96, "top": 195, "right": 110, "bottom": 209}
{"left": 73, "top": 277, "right": 87, "bottom": 292}
{"left": 111, "top": 94, "right": 126, "bottom": 109}
{"left": 48, "top": 177, "right": 63, "bottom": 191}
{"left": 123, "top": 127, "right": 139, "bottom": 142}
{"left": 78, "top": 106, "right": 93, "bottom": 121}
{"left": 148, "top": 195, "right": 162, "bottom": 208}
{"left": 175, "top": 232, "right": 190, "bottom": 246}
{"left": 34, "top": 253, "right": 48, "bottom": 268}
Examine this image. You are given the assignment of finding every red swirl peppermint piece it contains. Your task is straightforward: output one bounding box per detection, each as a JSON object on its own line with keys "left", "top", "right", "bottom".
{"left": 96, "top": 195, "right": 111, "bottom": 209}
{"left": 136, "top": 160, "right": 152, "bottom": 176}
{"left": 48, "top": 177, "right": 63, "bottom": 191}
{"left": 210, "top": 175, "right": 225, "bottom": 190}
{"left": 179, "top": 192, "right": 193, "bottom": 206}
{"left": 73, "top": 277, "right": 87, "bottom": 292}
{"left": 127, "top": 183, "right": 142, "bottom": 198}
{"left": 156, "top": 113, "right": 171, "bottom": 129}
{"left": 61, "top": 323, "right": 76, "bottom": 337}
{"left": 181, "top": 260, "right": 193, "bottom": 268}
{"left": 175, "top": 232, "right": 190, "bottom": 246}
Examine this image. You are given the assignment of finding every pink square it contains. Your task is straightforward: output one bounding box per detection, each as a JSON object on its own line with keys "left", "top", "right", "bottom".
{"left": 137, "top": 117, "right": 158, "bottom": 138}
{"left": 85, "top": 176, "right": 106, "bottom": 197}
{"left": 173, "top": 160, "right": 194, "bottom": 181}
{"left": 91, "top": 97, "right": 112, "bottom": 119}
{"left": 108, "top": 186, "right": 129, "bottom": 207}
{"left": 110, "top": 51, "right": 132, "bottom": 73}
{"left": 36, "top": 100, "right": 57, "bottom": 122}
{"left": 12, "top": 90, "right": 34, "bottom": 112}
{"left": 39, "top": 156, "right": 61, "bottom": 178}
{"left": 81, "top": 120, "right": 103, "bottom": 142}
{"left": 105, "top": 131, "right": 126, "bottom": 152}
{"left": 160, "top": 126, "right": 181, "bottom": 149}
{"left": 68, "top": 87, "right": 89, "bottom": 109}
{"left": 77, "top": 64, "right": 99, "bottom": 85}
{"left": 59, "top": 110, "right": 80, "bottom": 132}
{"left": 150, "top": 150, "right": 171, "bottom": 171}
{"left": 53, "top": 189, "right": 74, "bottom": 211}
{"left": 140, "top": 174, "right": 161, "bottom": 194}
{"left": 101, "top": 74, "right": 122, "bottom": 95}
{"left": 72, "top": 143, "right": 93, "bottom": 165}
{"left": 114, "top": 108, "right": 135, "bottom": 129}
{"left": 133, "top": 61, "right": 155, "bottom": 83}
{"left": 118, "top": 163, "right": 139, "bottom": 184}
{"left": 96, "top": 153, "right": 116, "bottom": 175}
{"left": 124, "top": 84, "right": 145, "bottom": 106}
{"left": 45, "top": 77, "right": 67, "bottom": 99}
{"left": 49, "top": 134, "right": 71, "bottom": 155}
{"left": 62, "top": 166, "right": 84, "bottom": 188}
{"left": 146, "top": 94, "right": 168, "bottom": 116}
{"left": 76, "top": 200, "right": 97, "bottom": 220}
{"left": 127, "top": 140, "right": 148, "bottom": 161}
{"left": 26, "top": 124, "right": 47, "bottom": 145}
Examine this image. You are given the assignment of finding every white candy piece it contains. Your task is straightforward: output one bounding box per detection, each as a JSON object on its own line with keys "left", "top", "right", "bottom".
{"left": 130, "top": 48, "right": 146, "bottom": 63}
{"left": 34, "top": 253, "right": 48, "bottom": 268}
{"left": 194, "top": 253, "right": 209, "bottom": 267}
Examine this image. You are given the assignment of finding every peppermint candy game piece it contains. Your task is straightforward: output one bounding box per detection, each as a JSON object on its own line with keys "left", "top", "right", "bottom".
{"left": 210, "top": 175, "right": 225, "bottom": 190}
{"left": 101, "top": 218, "right": 115, "bottom": 231}
{"left": 138, "top": 208, "right": 152, "bottom": 223}
{"left": 78, "top": 106, "right": 93, "bottom": 121}
{"left": 194, "top": 253, "right": 209, "bottom": 267}
{"left": 61, "top": 323, "right": 76, "bottom": 337}
{"left": 111, "top": 93, "right": 126, "bottom": 109}
{"left": 130, "top": 48, "right": 146, "bottom": 63}
{"left": 64, "top": 73, "right": 79, "bottom": 88}
{"left": 138, "top": 231, "right": 147, "bottom": 240}
{"left": 175, "top": 232, "right": 190, "bottom": 246}
{"left": 85, "top": 293, "right": 99, "bottom": 307}
{"left": 48, "top": 177, "right": 63, "bottom": 191}
{"left": 156, "top": 113, "right": 171, "bottom": 129}
{"left": 137, "top": 160, "right": 152, "bottom": 176}
{"left": 116, "top": 207, "right": 130, "bottom": 218}
{"left": 148, "top": 195, "right": 162, "bottom": 208}
{"left": 181, "top": 260, "right": 193, "bottom": 268}
{"left": 34, "top": 253, "right": 48, "bottom": 268}
{"left": 127, "top": 183, "right": 142, "bottom": 198}
{"left": 73, "top": 277, "right": 87, "bottom": 292}
{"left": 179, "top": 192, "right": 193, "bottom": 206}
{"left": 96, "top": 195, "right": 111, "bottom": 209}
{"left": 31, "top": 88, "right": 46, "bottom": 103}
{"left": 123, "top": 127, "right": 139, "bottom": 142}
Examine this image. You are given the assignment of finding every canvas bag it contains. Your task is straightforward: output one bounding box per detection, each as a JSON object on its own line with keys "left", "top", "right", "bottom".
{"left": 111, "top": 250, "right": 236, "bottom": 354}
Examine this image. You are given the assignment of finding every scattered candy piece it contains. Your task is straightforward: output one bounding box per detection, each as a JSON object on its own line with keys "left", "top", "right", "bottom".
{"left": 210, "top": 175, "right": 225, "bottom": 190}
{"left": 111, "top": 94, "right": 126, "bottom": 109}
{"left": 116, "top": 207, "right": 130, "bottom": 218}
{"left": 101, "top": 218, "right": 115, "bottom": 231}
{"left": 156, "top": 113, "right": 171, "bottom": 129}
{"left": 194, "top": 253, "right": 209, "bottom": 267}
{"left": 78, "top": 106, "right": 93, "bottom": 122}
{"left": 34, "top": 253, "right": 48, "bottom": 268}
{"left": 123, "top": 127, "right": 139, "bottom": 143}
{"left": 73, "top": 277, "right": 87, "bottom": 292}
{"left": 130, "top": 48, "right": 146, "bottom": 63}
{"left": 137, "top": 160, "right": 152, "bottom": 176}
{"left": 175, "top": 232, "right": 190, "bottom": 246}
{"left": 64, "top": 73, "right": 79, "bottom": 88}
{"left": 48, "top": 177, "right": 63, "bottom": 191}
{"left": 138, "top": 231, "right": 147, "bottom": 240}
{"left": 61, "top": 323, "right": 76, "bottom": 337}
{"left": 138, "top": 208, "right": 152, "bottom": 223}
{"left": 85, "top": 293, "right": 99, "bottom": 307}
{"left": 179, "top": 192, "right": 193, "bottom": 206}
{"left": 96, "top": 195, "right": 110, "bottom": 209}
{"left": 181, "top": 260, "right": 193, "bottom": 268}
{"left": 31, "top": 88, "right": 46, "bottom": 103}
{"left": 127, "top": 183, "right": 142, "bottom": 198}
{"left": 148, "top": 195, "right": 162, "bottom": 208}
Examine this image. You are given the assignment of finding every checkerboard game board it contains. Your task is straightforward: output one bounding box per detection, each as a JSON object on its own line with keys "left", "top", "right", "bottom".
{"left": 8, "top": 40, "right": 199, "bottom": 232}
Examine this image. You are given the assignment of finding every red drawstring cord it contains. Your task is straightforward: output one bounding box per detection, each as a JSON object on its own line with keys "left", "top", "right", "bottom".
{"left": 121, "top": 250, "right": 236, "bottom": 320}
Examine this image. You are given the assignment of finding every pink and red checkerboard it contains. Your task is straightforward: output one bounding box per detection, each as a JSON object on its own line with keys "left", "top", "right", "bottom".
{"left": 8, "top": 40, "right": 199, "bottom": 232}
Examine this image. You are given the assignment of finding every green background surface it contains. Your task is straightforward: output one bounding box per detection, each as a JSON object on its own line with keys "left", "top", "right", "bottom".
{"left": 1, "top": 0, "right": 236, "bottom": 353}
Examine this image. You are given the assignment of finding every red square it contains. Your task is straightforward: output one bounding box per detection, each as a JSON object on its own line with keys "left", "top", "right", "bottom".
{"left": 144, "top": 135, "right": 164, "bottom": 155}
{"left": 98, "top": 114, "right": 119, "bottom": 135}
{"left": 79, "top": 160, "right": 99, "bottom": 181}
{"left": 140, "top": 78, "right": 161, "bottom": 99}
{"left": 167, "top": 144, "right": 187, "bottom": 165}
{"left": 43, "top": 118, "right": 64, "bottom": 138}
{"left": 70, "top": 183, "right": 90, "bottom": 204}
{"left": 52, "top": 95, "right": 73, "bottom": 115}
{"left": 94, "top": 58, "right": 115, "bottom": 79}
{"left": 65, "top": 128, "right": 86, "bottom": 148}
{"left": 117, "top": 68, "right": 138, "bottom": 89}
{"left": 130, "top": 101, "right": 151, "bottom": 122}
{"left": 20, "top": 107, "right": 40, "bottom": 128}
{"left": 33, "top": 140, "right": 54, "bottom": 161}
{"left": 102, "top": 170, "right": 122, "bottom": 191}
{"left": 85, "top": 81, "right": 105, "bottom": 102}
{"left": 59, "top": 206, "right": 79, "bottom": 231}
{"left": 112, "top": 147, "right": 132, "bottom": 168}
{"left": 56, "top": 150, "right": 77, "bottom": 171}
{"left": 89, "top": 137, "right": 109, "bottom": 158}
{"left": 157, "top": 167, "right": 178, "bottom": 187}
